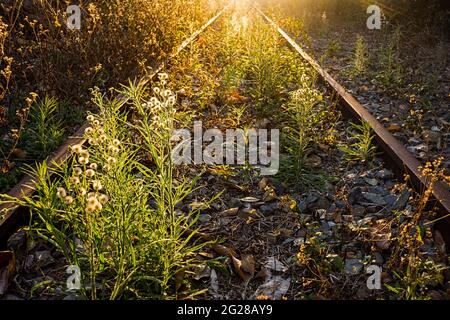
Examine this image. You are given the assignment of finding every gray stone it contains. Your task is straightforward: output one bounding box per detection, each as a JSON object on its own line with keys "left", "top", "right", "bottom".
{"left": 229, "top": 198, "right": 242, "bottom": 208}
{"left": 297, "top": 201, "right": 307, "bottom": 212}
{"left": 407, "top": 144, "right": 429, "bottom": 154}
{"left": 259, "top": 203, "right": 278, "bottom": 215}
{"left": 336, "top": 200, "right": 346, "bottom": 209}
{"left": 320, "top": 221, "right": 331, "bottom": 232}
{"left": 7, "top": 229, "right": 27, "bottom": 251}
{"left": 368, "top": 186, "right": 389, "bottom": 196}
{"left": 384, "top": 194, "right": 398, "bottom": 208}
{"left": 198, "top": 214, "right": 212, "bottom": 223}
{"left": 357, "top": 217, "right": 373, "bottom": 226}
{"left": 348, "top": 187, "right": 362, "bottom": 205}
{"left": 305, "top": 194, "right": 319, "bottom": 205}
{"left": 24, "top": 254, "right": 34, "bottom": 270}
{"left": 431, "top": 126, "right": 441, "bottom": 132}
{"left": 327, "top": 204, "right": 337, "bottom": 213}
{"left": 408, "top": 137, "right": 422, "bottom": 145}
{"left": 361, "top": 192, "right": 387, "bottom": 206}
{"left": 364, "top": 178, "right": 378, "bottom": 186}
{"left": 328, "top": 221, "right": 336, "bottom": 228}
{"left": 345, "top": 259, "right": 364, "bottom": 275}
{"left": 425, "top": 130, "right": 441, "bottom": 143}
{"left": 393, "top": 190, "right": 410, "bottom": 210}
{"left": 373, "top": 252, "right": 384, "bottom": 265}
{"left": 63, "top": 294, "right": 83, "bottom": 300}
{"left": 375, "top": 169, "right": 393, "bottom": 180}
{"left": 366, "top": 206, "right": 381, "bottom": 214}
{"left": 35, "top": 250, "right": 55, "bottom": 268}
{"left": 352, "top": 205, "right": 366, "bottom": 216}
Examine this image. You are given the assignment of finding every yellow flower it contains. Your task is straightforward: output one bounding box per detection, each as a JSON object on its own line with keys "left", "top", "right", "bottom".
{"left": 158, "top": 73, "right": 168, "bottom": 81}
{"left": 74, "top": 167, "right": 83, "bottom": 176}
{"left": 107, "top": 156, "right": 117, "bottom": 165}
{"left": 80, "top": 150, "right": 89, "bottom": 158}
{"left": 65, "top": 196, "right": 74, "bottom": 205}
{"left": 92, "top": 180, "right": 102, "bottom": 191}
{"left": 94, "top": 202, "right": 103, "bottom": 212}
{"left": 86, "top": 196, "right": 102, "bottom": 213}
{"left": 90, "top": 163, "right": 98, "bottom": 170}
{"left": 56, "top": 187, "right": 67, "bottom": 198}
{"left": 70, "top": 177, "right": 80, "bottom": 185}
{"left": 108, "top": 145, "right": 119, "bottom": 153}
{"left": 87, "top": 195, "right": 97, "bottom": 204}
{"left": 99, "top": 194, "right": 109, "bottom": 204}
{"left": 71, "top": 144, "right": 83, "bottom": 154}
{"left": 98, "top": 134, "right": 107, "bottom": 143}
{"left": 85, "top": 169, "right": 96, "bottom": 178}
{"left": 78, "top": 156, "right": 89, "bottom": 165}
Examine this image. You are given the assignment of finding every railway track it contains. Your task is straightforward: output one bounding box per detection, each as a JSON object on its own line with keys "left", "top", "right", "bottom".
{"left": 1, "top": 4, "right": 448, "bottom": 247}
{"left": 256, "top": 9, "right": 450, "bottom": 247}
{"left": 0, "top": 2, "right": 449, "bottom": 300}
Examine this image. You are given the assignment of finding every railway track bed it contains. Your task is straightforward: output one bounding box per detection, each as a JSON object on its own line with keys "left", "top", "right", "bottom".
{"left": 1, "top": 4, "right": 449, "bottom": 300}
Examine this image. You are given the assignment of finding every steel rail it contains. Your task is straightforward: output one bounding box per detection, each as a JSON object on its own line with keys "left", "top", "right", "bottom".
{"left": 257, "top": 8, "right": 450, "bottom": 246}
{"left": 0, "top": 4, "right": 231, "bottom": 245}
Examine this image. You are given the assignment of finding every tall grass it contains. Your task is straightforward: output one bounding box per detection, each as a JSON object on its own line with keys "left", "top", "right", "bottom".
{"left": 1, "top": 78, "right": 212, "bottom": 299}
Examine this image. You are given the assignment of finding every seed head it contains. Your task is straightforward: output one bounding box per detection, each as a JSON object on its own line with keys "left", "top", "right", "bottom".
{"left": 92, "top": 180, "right": 102, "bottom": 191}
{"left": 85, "top": 169, "right": 96, "bottom": 178}
{"left": 65, "top": 196, "right": 74, "bottom": 205}
{"left": 56, "top": 187, "right": 67, "bottom": 198}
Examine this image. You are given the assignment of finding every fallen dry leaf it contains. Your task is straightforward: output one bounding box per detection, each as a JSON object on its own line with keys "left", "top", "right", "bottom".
{"left": 229, "top": 91, "right": 248, "bottom": 104}
{"left": 219, "top": 207, "right": 239, "bottom": 217}
{"left": 387, "top": 124, "right": 402, "bottom": 133}
{"left": 212, "top": 244, "right": 236, "bottom": 257}
{"left": 232, "top": 254, "right": 255, "bottom": 282}
{"left": 0, "top": 251, "right": 16, "bottom": 295}
{"left": 240, "top": 197, "right": 260, "bottom": 203}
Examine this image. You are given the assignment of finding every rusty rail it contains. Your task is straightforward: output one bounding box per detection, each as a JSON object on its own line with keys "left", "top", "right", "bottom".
{"left": 257, "top": 8, "right": 450, "bottom": 246}
{"left": 0, "top": 4, "right": 231, "bottom": 245}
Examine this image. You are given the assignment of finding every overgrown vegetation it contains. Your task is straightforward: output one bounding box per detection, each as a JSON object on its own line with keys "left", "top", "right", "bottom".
{"left": 0, "top": 0, "right": 217, "bottom": 192}
{"left": 339, "top": 121, "right": 377, "bottom": 163}
{"left": 0, "top": 2, "right": 448, "bottom": 301}
{"left": 387, "top": 158, "right": 449, "bottom": 299}
{"left": 1, "top": 78, "right": 215, "bottom": 299}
